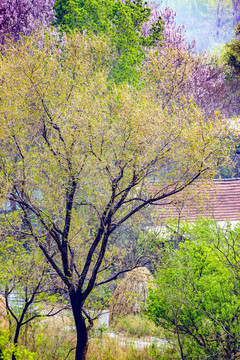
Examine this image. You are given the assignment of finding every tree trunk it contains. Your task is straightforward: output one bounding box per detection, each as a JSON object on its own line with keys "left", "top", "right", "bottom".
{"left": 12, "top": 322, "right": 21, "bottom": 360}
{"left": 70, "top": 292, "right": 88, "bottom": 360}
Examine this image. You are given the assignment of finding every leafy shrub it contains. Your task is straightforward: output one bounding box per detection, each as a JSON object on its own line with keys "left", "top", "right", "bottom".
{"left": 147, "top": 219, "right": 240, "bottom": 359}
{"left": 0, "top": 329, "right": 37, "bottom": 360}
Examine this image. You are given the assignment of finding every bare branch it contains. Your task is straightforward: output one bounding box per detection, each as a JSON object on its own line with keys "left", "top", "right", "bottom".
{"left": 94, "top": 262, "right": 144, "bottom": 287}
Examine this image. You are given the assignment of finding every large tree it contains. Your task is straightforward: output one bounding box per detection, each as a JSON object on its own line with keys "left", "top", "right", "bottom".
{"left": 0, "top": 31, "right": 230, "bottom": 360}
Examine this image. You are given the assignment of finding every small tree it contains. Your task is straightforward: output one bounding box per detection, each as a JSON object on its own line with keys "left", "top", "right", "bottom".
{"left": 0, "top": 222, "right": 65, "bottom": 360}
{"left": 0, "top": 31, "right": 230, "bottom": 360}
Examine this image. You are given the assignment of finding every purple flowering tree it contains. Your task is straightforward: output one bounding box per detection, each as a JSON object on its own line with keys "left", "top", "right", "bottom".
{"left": 143, "top": 3, "right": 239, "bottom": 117}
{"left": 0, "top": 0, "right": 55, "bottom": 44}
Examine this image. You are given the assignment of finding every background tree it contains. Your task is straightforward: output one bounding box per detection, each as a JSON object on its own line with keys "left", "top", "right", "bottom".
{"left": 232, "top": 0, "right": 240, "bottom": 25}
{"left": 143, "top": 4, "right": 240, "bottom": 118}
{"left": 0, "top": 0, "right": 55, "bottom": 45}
{"left": 0, "top": 31, "right": 230, "bottom": 360}
{"left": 224, "top": 22, "right": 240, "bottom": 74}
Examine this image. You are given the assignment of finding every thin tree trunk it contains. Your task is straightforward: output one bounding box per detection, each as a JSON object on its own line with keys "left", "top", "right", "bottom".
{"left": 12, "top": 322, "right": 21, "bottom": 360}
{"left": 174, "top": 313, "right": 184, "bottom": 360}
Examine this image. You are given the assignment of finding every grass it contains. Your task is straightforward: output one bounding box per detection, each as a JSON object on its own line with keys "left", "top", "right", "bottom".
{"left": 1, "top": 310, "right": 177, "bottom": 359}
{"left": 87, "top": 337, "right": 177, "bottom": 360}
{"left": 112, "top": 314, "right": 165, "bottom": 338}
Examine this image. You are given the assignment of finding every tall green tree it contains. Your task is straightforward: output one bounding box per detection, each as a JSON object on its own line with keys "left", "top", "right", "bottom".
{"left": 53, "top": 0, "right": 163, "bottom": 84}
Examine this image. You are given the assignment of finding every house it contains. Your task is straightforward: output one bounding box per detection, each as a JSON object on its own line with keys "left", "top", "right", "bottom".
{"left": 154, "top": 178, "right": 240, "bottom": 226}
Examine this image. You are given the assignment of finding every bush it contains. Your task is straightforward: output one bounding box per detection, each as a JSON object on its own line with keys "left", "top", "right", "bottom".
{"left": 0, "top": 329, "right": 37, "bottom": 360}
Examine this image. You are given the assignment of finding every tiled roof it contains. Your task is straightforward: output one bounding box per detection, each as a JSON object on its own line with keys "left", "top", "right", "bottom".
{"left": 155, "top": 179, "right": 240, "bottom": 223}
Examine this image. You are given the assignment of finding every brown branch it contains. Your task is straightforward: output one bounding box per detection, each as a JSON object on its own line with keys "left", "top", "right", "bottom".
{"left": 94, "top": 262, "right": 143, "bottom": 287}
{"left": 110, "top": 170, "right": 206, "bottom": 234}
{"left": 63, "top": 347, "right": 76, "bottom": 360}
